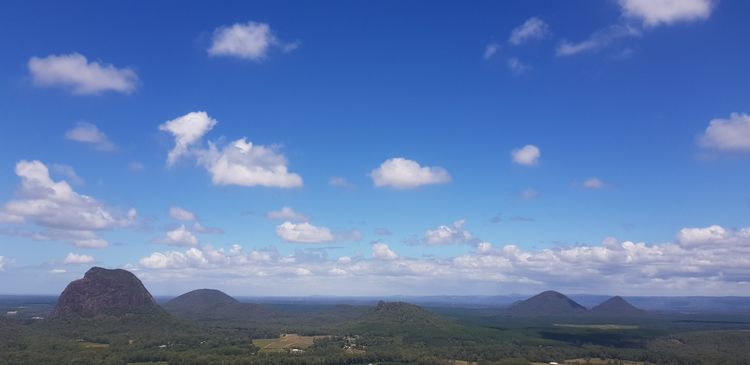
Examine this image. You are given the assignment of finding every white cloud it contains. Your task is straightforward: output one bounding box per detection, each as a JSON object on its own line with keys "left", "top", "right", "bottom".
{"left": 509, "top": 17, "right": 549, "bottom": 45}
{"left": 476, "top": 242, "right": 493, "bottom": 254}
{"left": 266, "top": 206, "right": 308, "bottom": 222}
{"left": 676, "top": 225, "right": 750, "bottom": 248}
{"left": 159, "top": 111, "right": 218, "bottom": 166}
{"left": 134, "top": 223, "right": 750, "bottom": 296}
{"left": 699, "top": 113, "right": 750, "bottom": 152}
{"left": 51, "top": 164, "right": 84, "bottom": 186}
{"left": 329, "top": 176, "right": 353, "bottom": 189}
{"left": 558, "top": 0, "right": 711, "bottom": 57}
{"left": 0, "top": 160, "right": 137, "bottom": 248}
{"left": 619, "top": 0, "right": 713, "bottom": 27}
{"left": 208, "top": 21, "right": 297, "bottom": 61}
{"left": 28, "top": 53, "right": 137, "bottom": 94}
{"left": 198, "top": 138, "right": 303, "bottom": 188}
{"left": 557, "top": 24, "right": 641, "bottom": 56}
{"left": 0, "top": 256, "right": 6, "bottom": 270}
{"left": 424, "top": 219, "right": 475, "bottom": 245}
{"left": 370, "top": 157, "right": 451, "bottom": 189}
{"left": 511, "top": 144, "right": 540, "bottom": 165}
{"left": 62, "top": 253, "right": 95, "bottom": 265}
{"left": 583, "top": 177, "right": 605, "bottom": 189}
{"left": 155, "top": 225, "right": 199, "bottom": 246}
{"left": 169, "top": 206, "right": 197, "bottom": 222}
{"left": 506, "top": 57, "right": 530, "bottom": 74}
{"left": 483, "top": 43, "right": 501, "bottom": 60}
{"left": 372, "top": 242, "right": 398, "bottom": 260}
{"left": 276, "top": 221, "right": 333, "bottom": 243}
{"left": 64, "top": 122, "right": 116, "bottom": 151}
{"left": 160, "top": 112, "right": 303, "bottom": 188}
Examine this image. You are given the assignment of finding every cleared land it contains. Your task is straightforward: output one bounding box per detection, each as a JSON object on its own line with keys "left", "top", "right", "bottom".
{"left": 252, "top": 333, "right": 328, "bottom": 353}
{"left": 532, "top": 359, "right": 648, "bottom": 365}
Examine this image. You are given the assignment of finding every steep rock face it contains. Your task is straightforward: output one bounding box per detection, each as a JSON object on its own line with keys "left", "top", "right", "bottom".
{"left": 507, "top": 290, "right": 588, "bottom": 316}
{"left": 52, "top": 267, "right": 160, "bottom": 318}
{"left": 591, "top": 296, "right": 646, "bottom": 316}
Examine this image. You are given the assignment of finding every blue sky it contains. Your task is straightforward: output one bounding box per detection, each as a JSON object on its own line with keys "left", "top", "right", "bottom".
{"left": 1, "top": 0, "right": 749, "bottom": 296}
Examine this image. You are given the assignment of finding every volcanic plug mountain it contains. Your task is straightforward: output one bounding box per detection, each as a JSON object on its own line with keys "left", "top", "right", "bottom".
{"left": 507, "top": 290, "right": 588, "bottom": 316}
{"left": 52, "top": 267, "right": 162, "bottom": 318}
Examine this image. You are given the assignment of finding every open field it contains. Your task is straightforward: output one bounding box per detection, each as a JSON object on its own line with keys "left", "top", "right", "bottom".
{"left": 532, "top": 359, "right": 649, "bottom": 365}
{"left": 78, "top": 341, "right": 110, "bottom": 349}
{"left": 252, "top": 333, "right": 328, "bottom": 353}
{"left": 553, "top": 324, "right": 640, "bottom": 330}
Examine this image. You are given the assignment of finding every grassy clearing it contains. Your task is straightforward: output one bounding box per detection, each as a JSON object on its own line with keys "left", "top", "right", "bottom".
{"left": 78, "top": 341, "right": 110, "bottom": 349}
{"left": 553, "top": 324, "right": 639, "bottom": 330}
{"left": 252, "top": 333, "right": 328, "bottom": 353}
{"left": 531, "top": 359, "right": 648, "bottom": 365}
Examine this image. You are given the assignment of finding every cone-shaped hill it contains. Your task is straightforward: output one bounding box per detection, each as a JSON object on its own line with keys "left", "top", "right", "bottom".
{"left": 163, "top": 288, "right": 274, "bottom": 322}
{"left": 591, "top": 296, "right": 646, "bottom": 316}
{"left": 52, "top": 267, "right": 164, "bottom": 318}
{"left": 345, "top": 301, "right": 498, "bottom": 343}
{"left": 506, "top": 290, "right": 587, "bottom": 316}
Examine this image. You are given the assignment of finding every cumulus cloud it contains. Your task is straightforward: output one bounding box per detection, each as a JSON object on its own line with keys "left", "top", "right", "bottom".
{"left": 0, "top": 256, "right": 7, "bottom": 270}
{"left": 62, "top": 252, "right": 95, "bottom": 265}
{"left": 155, "top": 225, "right": 199, "bottom": 246}
{"left": 583, "top": 177, "right": 605, "bottom": 189}
{"left": 198, "top": 139, "right": 303, "bottom": 188}
{"left": 370, "top": 157, "right": 451, "bottom": 189}
{"left": 509, "top": 17, "right": 549, "bottom": 45}
{"left": 51, "top": 164, "right": 84, "bottom": 186}
{"left": 169, "top": 206, "right": 197, "bottom": 222}
{"left": 266, "top": 206, "right": 308, "bottom": 222}
{"left": 424, "top": 219, "right": 476, "bottom": 245}
{"left": 558, "top": 0, "right": 712, "bottom": 57}
{"left": 619, "top": 0, "right": 713, "bottom": 27}
{"left": 159, "top": 111, "right": 218, "bottom": 166}
{"left": 208, "top": 21, "right": 298, "bottom": 61}
{"left": 28, "top": 53, "right": 137, "bottom": 94}
{"left": 0, "top": 160, "right": 137, "bottom": 248}
{"left": 483, "top": 43, "right": 501, "bottom": 60}
{"left": 159, "top": 111, "right": 303, "bottom": 188}
{"left": 64, "top": 122, "right": 116, "bottom": 151}
{"left": 372, "top": 242, "right": 398, "bottom": 260}
{"left": 133, "top": 223, "right": 750, "bottom": 295}
{"left": 276, "top": 221, "right": 333, "bottom": 243}
{"left": 699, "top": 113, "right": 750, "bottom": 152}
{"left": 677, "top": 225, "right": 750, "bottom": 248}
{"left": 511, "top": 144, "right": 540, "bottom": 166}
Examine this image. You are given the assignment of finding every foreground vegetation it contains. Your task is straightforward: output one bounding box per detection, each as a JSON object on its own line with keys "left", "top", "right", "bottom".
{"left": 1, "top": 300, "right": 749, "bottom": 365}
